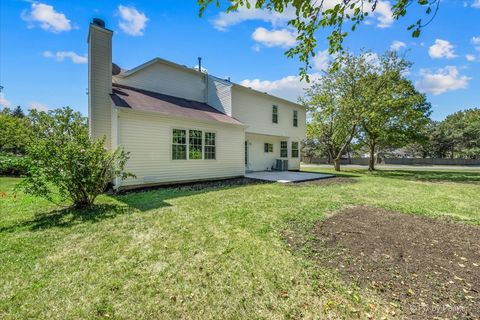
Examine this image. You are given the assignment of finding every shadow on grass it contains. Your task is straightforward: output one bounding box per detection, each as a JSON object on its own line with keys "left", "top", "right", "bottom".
{"left": 300, "top": 169, "right": 361, "bottom": 178}
{"left": 371, "top": 169, "right": 480, "bottom": 184}
{"left": 115, "top": 177, "right": 271, "bottom": 211}
{"left": 1, "top": 178, "right": 269, "bottom": 232}
{"left": 0, "top": 204, "right": 133, "bottom": 233}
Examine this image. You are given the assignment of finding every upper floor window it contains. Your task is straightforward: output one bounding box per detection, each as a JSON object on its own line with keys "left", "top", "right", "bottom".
{"left": 172, "top": 129, "right": 187, "bottom": 160}
{"left": 272, "top": 105, "right": 278, "bottom": 123}
{"left": 189, "top": 130, "right": 203, "bottom": 160}
{"left": 280, "top": 141, "right": 288, "bottom": 158}
{"left": 291, "top": 141, "right": 299, "bottom": 158}
{"left": 264, "top": 143, "right": 273, "bottom": 153}
{"left": 205, "top": 132, "right": 216, "bottom": 160}
{"left": 293, "top": 110, "right": 298, "bottom": 127}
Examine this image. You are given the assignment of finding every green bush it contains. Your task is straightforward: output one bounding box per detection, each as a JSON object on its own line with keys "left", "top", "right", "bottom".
{"left": 20, "top": 107, "right": 134, "bottom": 209}
{"left": 0, "top": 153, "right": 28, "bottom": 176}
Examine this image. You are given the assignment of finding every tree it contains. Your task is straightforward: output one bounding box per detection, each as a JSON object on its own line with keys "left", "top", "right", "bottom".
{"left": 359, "top": 52, "right": 431, "bottom": 170}
{"left": 302, "top": 52, "right": 373, "bottom": 171}
{"left": 439, "top": 108, "right": 480, "bottom": 159}
{"left": 11, "top": 106, "right": 25, "bottom": 118}
{"left": 0, "top": 108, "right": 30, "bottom": 154}
{"left": 20, "top": 107, "right": 133, "bottom": 209}
{"left": 198, "top": 0, "right": 441, "bottom": 79}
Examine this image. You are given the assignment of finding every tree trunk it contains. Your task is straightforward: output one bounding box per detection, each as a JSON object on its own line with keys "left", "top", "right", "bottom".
{"left": 368, "top": 143, "right": 376, "bottom": 171}
{"left": 334, "top": 158, "right": 341, "bottom": 171}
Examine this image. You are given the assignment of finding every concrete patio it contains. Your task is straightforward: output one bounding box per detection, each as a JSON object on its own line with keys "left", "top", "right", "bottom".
{"left": 245, "top": 171, "right": 334, "bottom": 183}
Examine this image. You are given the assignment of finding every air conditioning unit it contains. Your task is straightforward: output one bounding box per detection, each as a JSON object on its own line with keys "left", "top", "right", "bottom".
{"left": 273, "top": 159, "right": 288, "bottom": 171}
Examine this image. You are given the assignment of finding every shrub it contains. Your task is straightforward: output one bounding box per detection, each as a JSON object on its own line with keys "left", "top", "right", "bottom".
{"left": 20, "top": 107, "right": 134, "bottom": 209}
{"left": 0, "top": 153, "right": 28, "bottom": 176}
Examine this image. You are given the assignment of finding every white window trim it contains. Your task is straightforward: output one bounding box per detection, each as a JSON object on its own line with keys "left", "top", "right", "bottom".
{"left": 170, "top": 126, "right": 217, "bottom": 161}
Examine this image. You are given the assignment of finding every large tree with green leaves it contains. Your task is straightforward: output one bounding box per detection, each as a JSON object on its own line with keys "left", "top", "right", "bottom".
{"left": 303, "top": 52, "right": 373, "bottom": 171}
{"left": 0, "top": 107, "right": 30, "bottom": 155}
{"left": 198, "top": 0, "right": 441, "bottom": 78}
{"left": 359, "top": 52, "right": 431, "bottom": 170}
{"left": 438, "top": 108, "right": 480, "bottom": 159}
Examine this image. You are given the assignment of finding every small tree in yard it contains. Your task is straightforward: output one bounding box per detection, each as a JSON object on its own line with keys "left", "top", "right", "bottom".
{"left": 303, "top": 53, "right": 372, "bottom": 171}
{"left": 21, "top": 107, "right": 133, "bottom": 209}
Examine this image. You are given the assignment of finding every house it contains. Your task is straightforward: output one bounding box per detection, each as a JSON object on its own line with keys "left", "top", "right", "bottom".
{"left": 88, "top": 18, "right": 306, "bottom": 189}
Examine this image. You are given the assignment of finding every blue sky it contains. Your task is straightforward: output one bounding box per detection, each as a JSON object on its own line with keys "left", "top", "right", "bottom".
{"left": 0, "top": 0, "right": 479, "bottom": 120}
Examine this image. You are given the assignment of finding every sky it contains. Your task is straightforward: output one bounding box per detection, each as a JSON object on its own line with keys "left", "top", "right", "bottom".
{"left": 0, "top": 0, "right": 479, "bottom": 120}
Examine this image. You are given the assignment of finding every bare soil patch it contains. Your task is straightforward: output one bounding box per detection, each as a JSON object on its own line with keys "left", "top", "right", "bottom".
{"left": 297, "top": 206, "right": 480, "bottom": 319}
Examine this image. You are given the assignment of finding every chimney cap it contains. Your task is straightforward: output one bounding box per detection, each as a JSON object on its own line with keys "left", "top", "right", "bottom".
{"left": 92, "top": 18, "right": 105, "bottom": 28}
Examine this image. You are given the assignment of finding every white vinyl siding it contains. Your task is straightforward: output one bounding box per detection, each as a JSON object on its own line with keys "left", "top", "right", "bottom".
{"left": 118, "top": 110, "right": 244, "bottom": 187}
{"left": 88, "top": 25, "right": 113, "bottom": 148}
{"left": 114, "top": 61, "right": 205, "bottom": 102}
{"left": 207, "top": 77, "right": 232, "bottom": 115}
{"left": 231, "top": 86, "right": 306, "bottom": 140}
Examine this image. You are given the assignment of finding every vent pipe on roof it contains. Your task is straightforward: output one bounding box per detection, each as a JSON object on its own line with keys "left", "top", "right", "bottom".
{"left": 198, "top": 57, "right": 202, "bottom": 72}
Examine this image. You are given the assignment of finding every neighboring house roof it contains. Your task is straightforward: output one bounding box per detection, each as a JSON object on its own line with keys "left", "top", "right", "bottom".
{"left": 115, "top": 57, "right": 305, "bottom": 108}
{"left": 110, "top": 84, "right": 244, "bottom": 126}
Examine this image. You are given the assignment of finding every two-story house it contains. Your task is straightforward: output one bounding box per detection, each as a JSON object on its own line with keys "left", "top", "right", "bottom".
{"left": 88, "top": 18, "right": 306, "bottom": 189}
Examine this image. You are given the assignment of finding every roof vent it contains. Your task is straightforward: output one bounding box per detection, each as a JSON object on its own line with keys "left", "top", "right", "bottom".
{"left": 92, "top": 18, "right": 105, "bottom": 28}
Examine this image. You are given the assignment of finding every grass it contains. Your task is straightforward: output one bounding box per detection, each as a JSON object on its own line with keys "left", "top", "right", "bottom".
{"left": 1, "top": 167, "right": 479, "bottom": 319}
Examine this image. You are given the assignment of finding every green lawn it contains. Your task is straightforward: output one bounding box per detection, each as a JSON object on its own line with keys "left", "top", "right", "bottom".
{"left": 1, "top": 167, "right": 479, "bottom": 319}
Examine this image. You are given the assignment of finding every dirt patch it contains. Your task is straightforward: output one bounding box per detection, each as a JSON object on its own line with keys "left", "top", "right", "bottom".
{"left": 299, "top": 207, "right": 480, "bottom": 319}
{"left": 289, "top": 177, "right": 356, "bottom": 186}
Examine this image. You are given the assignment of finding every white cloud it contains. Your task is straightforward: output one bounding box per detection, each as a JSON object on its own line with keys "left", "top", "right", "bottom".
{"left": 0, "top": 93, "right": 12, "bottom": 108}
{"left": 428, "top": 39, "right": 457, "bottom": 59}
{"left": 312, "top": 50, "right": 332, "bottom": 71}
{"left": 21, "top": 2, "right": 71, "bottom": 33}
{"left": 29, "top": 102, "right": 48, "bottom": 112}
{"left": 471, "top": 36, "right": 480, "bottom": 52}
{"left": 367, "top": 1, "right": 394, "bottom": 28}
{"left": 390, "top": 40, "right": 406, "bottom": 51}
{"left": 472, "top": 0, "right": 480, "bottom": 8}
{"left": 416, "top": 66, "right": 471, "bottom": 95}
{"left": 466, "top": 54, "right": 476, "bottom": 62}
{"left": 240, "top": 73, "right": 320, "bottom": 102}
{"left": 212, "top": 1, "right": 394, "bottom": 31}
{"left": 118, "top": 5, "right": 148, "bottom": 36}
{"left": 251, "top": 27, "right": 296, "bottom": 48}
{"left": 212, "top": 6, "right": 295, "bottom": 31}
{"left": 43, "top": 51, "right": 87, "bottom": 64}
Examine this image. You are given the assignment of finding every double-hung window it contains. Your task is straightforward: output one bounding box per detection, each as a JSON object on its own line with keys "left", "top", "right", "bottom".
{"left": 264, "top": 143, "right": 273, "bottom": 153}
{"left": 293, "top": 110, "right": 298, "bottom": 127}
{"left": 291, "top": 141, "right": 299, "bottom": 158}
{"left": 172, "top": 129, "right": 187, "bottom": 160}
{"left": 189, "top": 130, "right": 203, "bottom": 160}
{"left": 272, "top": 105, "right": 278, "bottom": 123}
{"left": 204, "top": 132, "right": 216, "bottom": 160}
{"left": 280, "top": 141, "right": 288, "bottom": 158}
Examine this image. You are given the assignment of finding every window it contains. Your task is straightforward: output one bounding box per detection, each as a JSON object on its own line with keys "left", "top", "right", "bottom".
{"left": 189, "top": 129, "right": 203, "bottom": 159}
{"left": 291, "top": 141, "right": 299, "bottom": 158}
{"left": 172, "top": 129, "right": 187, "bottom": 160}
{"left": 293, "top": 110, "right": 298, "bottom": 127}
{"left": 272, "top": 105, "right": 278, "bottom": 123}
{"left": 280, "top": 141, "right": 288, "bottom": 158}
{"left": 264, "top": 143, "right": 273, "bottom": 153}
{"left": 205, "top": 132, "right": 216, "bottom": 160}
